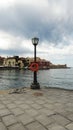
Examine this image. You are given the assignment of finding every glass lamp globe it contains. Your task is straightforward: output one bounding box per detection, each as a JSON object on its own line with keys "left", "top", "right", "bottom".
{"left": 32, "top": 37, "right": 39, "bottom": 45}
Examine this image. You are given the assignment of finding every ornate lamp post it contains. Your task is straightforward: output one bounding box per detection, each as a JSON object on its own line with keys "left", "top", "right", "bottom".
{"left": 30, "top": 37, "right": 40, "bottom": 89}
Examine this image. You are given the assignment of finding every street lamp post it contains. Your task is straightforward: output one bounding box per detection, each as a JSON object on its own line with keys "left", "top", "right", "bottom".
{"left": 30, "top": 37, "right": 40, "bottom": 89}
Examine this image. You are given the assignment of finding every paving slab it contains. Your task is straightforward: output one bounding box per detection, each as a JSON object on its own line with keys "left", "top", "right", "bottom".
{"left": 66, "top": 113, "right": 73, "bottom": 121}
{"left": 2, "top": 100, "right": 12, "bottom": 105}
{"left": 2, "top": 115, "right": 17, "bottom": 126}
{"left": 0, "top": 109, "right": 11, "bottom": 117}
{"left": 26, "top": 121, "right": 47, "bottom": 130}
{"left": 31, "top": 103, "right": 42, "bottom": 109}
{"left": 6, "top": 103, "right": 17, "bottom": 109}
{"left": 25, "top": 108, "right": 38, "bottom": 117}
{"left": 47, "top": 123, "right": 67, "bottom": 130}
{"left": 50, "top": 114, "right": 70, "bottom": 126}
{"left": 0, "top": 122, "right": 7, "bottom": 130}
{"left": 0, "top": 104, "right": 6, "bottom": 109}
{"left": 8, "top": 123, "right": 26, "bottom": 130}
{"left": 17, "top": 113, "right": 34, "bottom": 125}
{"left": 38, "top": 108, "right": 55, "bottom": 116}
{"left": 19, "top": 104, "right": 30, "bottom": 110}
{"left": 66, "top": 122, "right": 73, "bottom": 130}
{"left": 10, "top": 108, "right": 24, "bottom": 116}
{"left": 36, "top": 114, "right": 54, "bottom": 126}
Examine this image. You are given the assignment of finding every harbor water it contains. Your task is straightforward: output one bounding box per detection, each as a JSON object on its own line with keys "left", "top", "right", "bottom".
{"left": 0, "top": 68, "right": 73, "bottom": 90}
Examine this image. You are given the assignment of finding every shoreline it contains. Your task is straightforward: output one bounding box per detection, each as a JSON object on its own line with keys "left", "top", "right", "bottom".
{"left": 0, "top": 87, "right": 73, "bottom": 95}
{"left": 0, "top": 89, "right": 9, "bottom": 94}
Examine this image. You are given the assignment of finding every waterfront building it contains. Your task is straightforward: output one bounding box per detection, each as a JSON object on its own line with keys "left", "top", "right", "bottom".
{"left": 3, "top": 57, "right": 16, "bottom": 67}
{"left": 0, "top": 56, "right": 67, "bottom": 69}
{"left": 3, "top": 56, "right": 24, "bottom": 68}
{"left": 28, "top": 57, "right": 51, "bottom": 69}
{"left": 0, "top": 56, "right": 5, "bottom": 66}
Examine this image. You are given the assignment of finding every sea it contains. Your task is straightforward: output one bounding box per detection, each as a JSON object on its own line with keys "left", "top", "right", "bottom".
{"left": 0, "top": 68, "right": 73, "bottom": 90}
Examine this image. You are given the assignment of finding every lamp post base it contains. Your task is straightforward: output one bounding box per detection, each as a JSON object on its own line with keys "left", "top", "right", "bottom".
{"left": 30, "top": 82, "right": 40, "bottom": 89}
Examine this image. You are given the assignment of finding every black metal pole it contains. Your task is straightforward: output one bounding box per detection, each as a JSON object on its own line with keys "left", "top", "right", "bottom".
{"left": 34, "top": 45, "right": 37, "bottom": 83}
{"left": 30, "top": 38, "right": 40, "bottom": 89}
{"left": 34, "top": 44, "right": 36, "bottom": 62}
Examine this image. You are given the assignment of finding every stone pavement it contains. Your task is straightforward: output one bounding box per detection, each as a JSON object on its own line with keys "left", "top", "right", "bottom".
{"left": 0, "top": 88, "right": 73, "bottom": 130}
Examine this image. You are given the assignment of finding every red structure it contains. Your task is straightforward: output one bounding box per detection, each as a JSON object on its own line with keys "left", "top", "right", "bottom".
{"left": 30, "top": 61, "right": 50, "bottom": 70}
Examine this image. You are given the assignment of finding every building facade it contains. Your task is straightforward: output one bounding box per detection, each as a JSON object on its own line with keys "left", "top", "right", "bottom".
{"left": 0, "top": 57, "right": 5, "bottom": 66}
{"left": 3, "top": 56, "right": 24, "bottom": 68}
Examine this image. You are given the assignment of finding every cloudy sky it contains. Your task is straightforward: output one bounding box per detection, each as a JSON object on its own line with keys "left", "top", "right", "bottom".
{"left": 0, "top": 0, "right": 73, "bottom": 67}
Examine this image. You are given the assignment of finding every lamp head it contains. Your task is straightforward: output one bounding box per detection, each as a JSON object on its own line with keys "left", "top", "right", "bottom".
{"left": 32, "top": 37, "right": 39, "bottom": 45}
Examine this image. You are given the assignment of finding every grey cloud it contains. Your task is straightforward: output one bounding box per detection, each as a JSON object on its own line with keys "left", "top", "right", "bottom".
{"left": 0, "top": 48, "right": 32, "bottom": 56}
{"left": 0, "top": 1, "right": 73, "bottom": 45}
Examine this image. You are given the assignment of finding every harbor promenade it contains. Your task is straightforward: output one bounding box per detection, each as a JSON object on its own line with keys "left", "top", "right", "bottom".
{"left": 0, "top": 87, "right": 73, "bottom": 130}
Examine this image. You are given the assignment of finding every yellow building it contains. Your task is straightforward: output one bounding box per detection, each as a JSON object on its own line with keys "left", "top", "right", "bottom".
{"left": 3, "top": 57, "right": 16, "bottom": 67}
{"left": 18, "top": 59, "right": 24, "bottom": 68}
{"left": 3, "top": 56, "right": 24, "bottom": 68}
